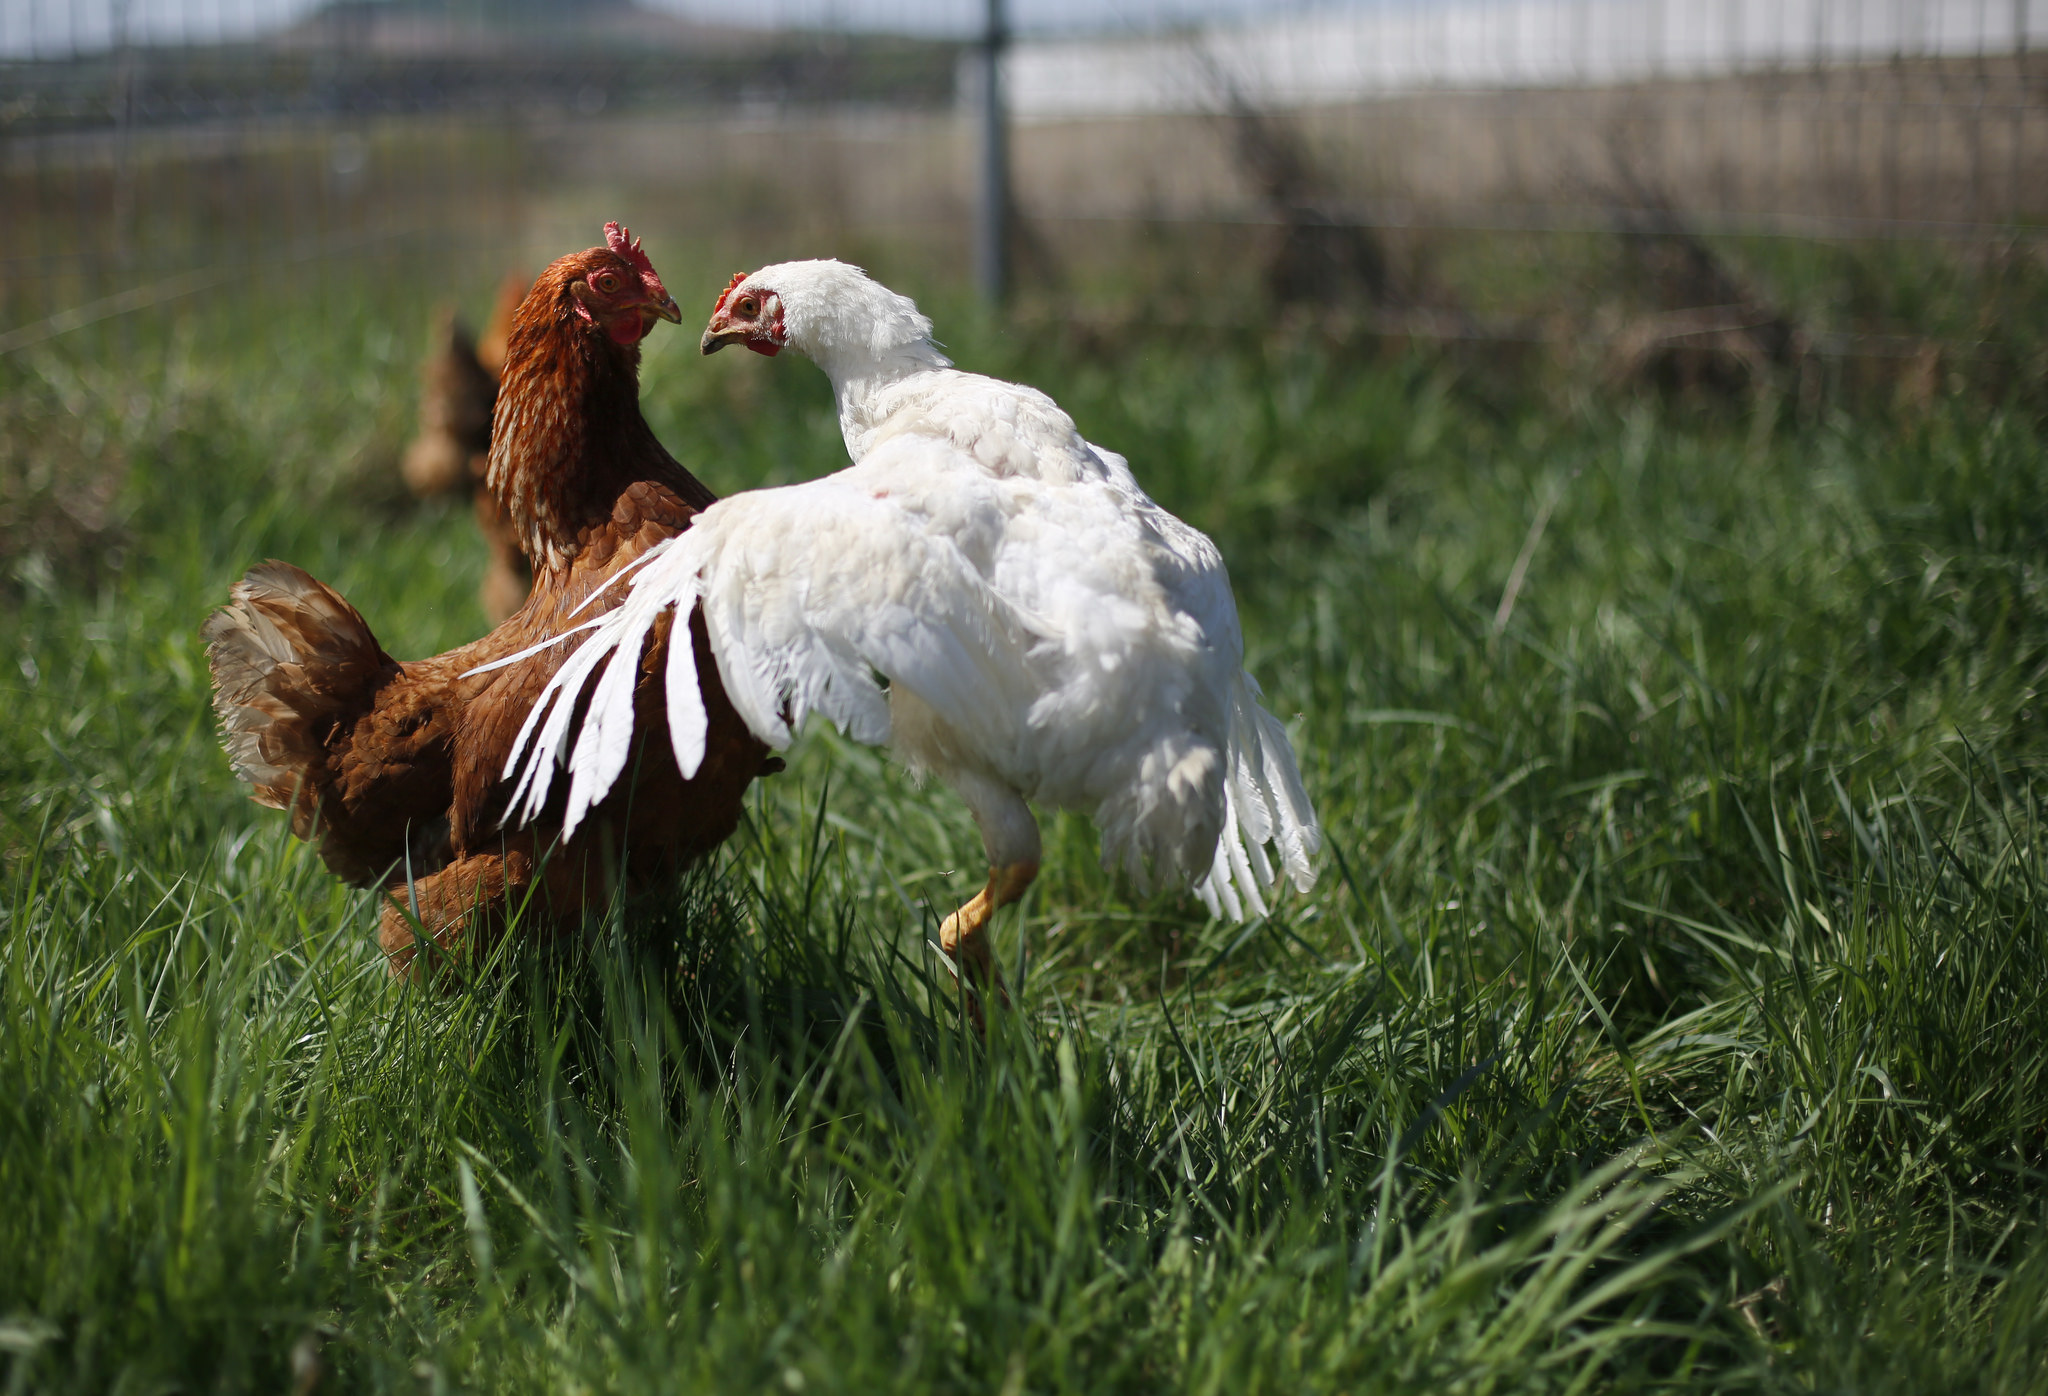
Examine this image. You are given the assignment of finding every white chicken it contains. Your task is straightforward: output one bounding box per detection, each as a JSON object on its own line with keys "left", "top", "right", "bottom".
{"left": 493, "top": 260, "right": 1319, "bottom": 1001}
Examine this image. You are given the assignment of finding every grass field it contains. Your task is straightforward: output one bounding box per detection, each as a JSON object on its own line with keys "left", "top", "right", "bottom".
{"left": 4, "top": 251, "right": 2048, "bottom": 1393}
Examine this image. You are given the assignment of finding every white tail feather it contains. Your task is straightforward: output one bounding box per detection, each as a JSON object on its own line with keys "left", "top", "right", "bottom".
{"left": 1195, "top": 673, "right": 1321, "bottom": 921}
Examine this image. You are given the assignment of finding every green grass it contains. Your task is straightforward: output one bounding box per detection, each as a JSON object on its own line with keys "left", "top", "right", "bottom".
{"left": 5, "top": 257, "right": 2048, "bottom": 1393}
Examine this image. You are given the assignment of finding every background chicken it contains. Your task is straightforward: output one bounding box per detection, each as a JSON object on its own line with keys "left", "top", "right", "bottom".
{"left": 501, "top": 260, "right": 1319, "bottom": 1006}
{"left": 203, "top": 225, "right": 765, "bottom": 972}
{"left": 399, "top": 270, "right": 533, "bottom": 623}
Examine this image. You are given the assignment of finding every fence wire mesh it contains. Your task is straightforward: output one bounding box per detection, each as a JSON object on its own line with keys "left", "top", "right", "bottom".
{"left": 2, "top": 0, "right": 2044, "bottom": 361}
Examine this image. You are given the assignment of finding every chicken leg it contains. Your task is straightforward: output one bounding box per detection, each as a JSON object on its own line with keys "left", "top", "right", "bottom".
{"left": 938, "top": 773, "right": 1040, "bottom": 1023}
{"left": 377, "top": 825, "right": 648, "bottom": 978}
{"left": 377, "top": 837, "right": 588, "bottom": 977}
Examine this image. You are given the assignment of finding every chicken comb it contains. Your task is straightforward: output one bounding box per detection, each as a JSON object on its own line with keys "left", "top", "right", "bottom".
{"left": 604, "top": 222, "right": 665, "bottom": 294}
{"left": 712, "top": 271, "right": 749, "bottom": 314}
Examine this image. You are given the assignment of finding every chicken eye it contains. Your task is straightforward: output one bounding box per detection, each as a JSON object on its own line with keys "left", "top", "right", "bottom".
{"left": 737, "top": 296, "right": 758, "bottom": 316}
{"left": 595, "top": 272, "right": 621, "bottom": 294}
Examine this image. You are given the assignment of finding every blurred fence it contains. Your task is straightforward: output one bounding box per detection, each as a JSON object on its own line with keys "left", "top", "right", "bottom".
{"left": 1014, "top": 0, "right": 2048, "bottom": 238}
{"left": 2, "top": 0, "right": 2045, "bottom": 353}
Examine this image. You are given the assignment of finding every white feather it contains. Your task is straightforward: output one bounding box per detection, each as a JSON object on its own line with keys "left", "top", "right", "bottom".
{"left": 660, "top": 569, "right": 708, "bottom": 779}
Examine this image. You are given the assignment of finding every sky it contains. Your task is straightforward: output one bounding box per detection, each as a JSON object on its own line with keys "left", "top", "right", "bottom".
{"left": 0, "top": 0, "right": 1368, "bottom": 58}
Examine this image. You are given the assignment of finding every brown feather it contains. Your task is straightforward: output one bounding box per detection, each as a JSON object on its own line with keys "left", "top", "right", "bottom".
{"left": 204, "top": 237, "right": 767, "bottom": 973}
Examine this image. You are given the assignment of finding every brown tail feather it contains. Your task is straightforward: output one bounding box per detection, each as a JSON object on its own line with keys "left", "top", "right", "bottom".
{"left": 202, "top": 561, "right": 398, "bottom": 824}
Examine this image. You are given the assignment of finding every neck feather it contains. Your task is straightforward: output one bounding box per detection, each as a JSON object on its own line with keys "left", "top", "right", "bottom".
{"left": 486, "top": 301, "right": 665, "bottom": 569}
{"left": 805, "top": 335, "right": 950, "bottom": 463}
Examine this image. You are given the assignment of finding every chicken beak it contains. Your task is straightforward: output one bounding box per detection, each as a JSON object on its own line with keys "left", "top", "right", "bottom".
{"left": 634, "top": 296, "right": 683, "bottom": 339}
{"left": 700, "top": 325, "right": 746, "bottom": 355}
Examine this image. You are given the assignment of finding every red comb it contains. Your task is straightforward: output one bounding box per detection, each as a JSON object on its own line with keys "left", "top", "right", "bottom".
{"left": 712, "top": 271, "right": 748, "bottom": 314}
{"left": 604, "top": 221, "right": 656, "bottom": 277}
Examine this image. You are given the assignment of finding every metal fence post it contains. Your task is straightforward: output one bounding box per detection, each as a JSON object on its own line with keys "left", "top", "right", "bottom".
{"left": 975, "top": 0, "right": 1010, "bottom": 305}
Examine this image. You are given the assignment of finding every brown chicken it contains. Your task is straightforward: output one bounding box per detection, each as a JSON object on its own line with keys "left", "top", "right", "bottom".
{"left": 203, "top": 223, "right": 767, "bottom": 973}
{"left": 399, "top": 271, "right": 533, "bottom": 623}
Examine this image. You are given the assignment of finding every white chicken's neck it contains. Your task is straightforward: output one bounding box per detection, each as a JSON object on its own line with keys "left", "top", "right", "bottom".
{"left": 755, "top": 260, "right": 953, "bottom": 462}
{"left": 810, "top": 344, "right": 950, "bottom": 463}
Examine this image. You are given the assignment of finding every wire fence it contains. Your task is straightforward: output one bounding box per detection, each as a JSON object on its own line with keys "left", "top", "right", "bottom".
{"left": 1009, "top": 0, "right": 2048, "bottom": 240}
{"left": 2, "top": 0, "right": 2044, "bottom": 356}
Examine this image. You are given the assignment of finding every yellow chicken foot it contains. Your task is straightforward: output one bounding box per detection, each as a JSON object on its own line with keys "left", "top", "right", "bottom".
{"left": 938, "top": 860, "right": 1038, "bottom": 1026}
